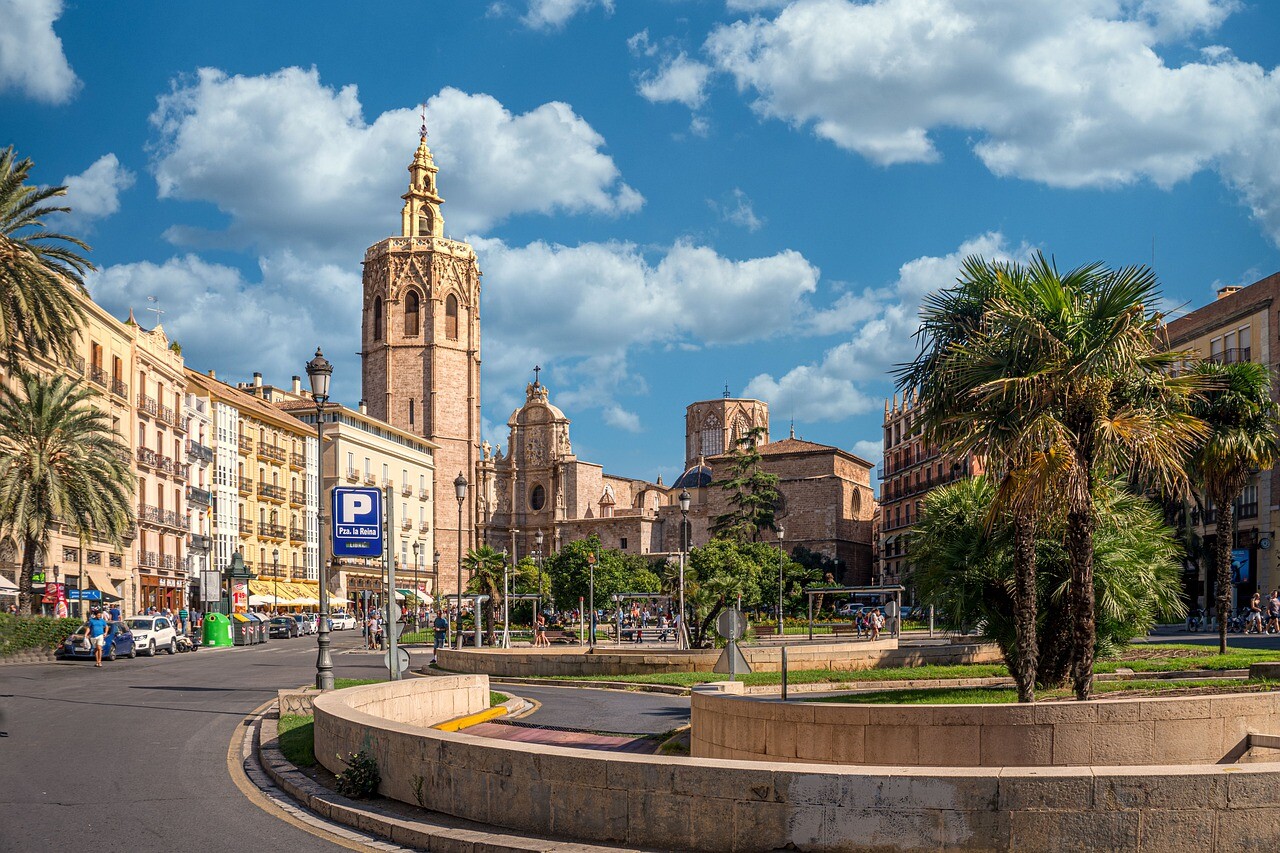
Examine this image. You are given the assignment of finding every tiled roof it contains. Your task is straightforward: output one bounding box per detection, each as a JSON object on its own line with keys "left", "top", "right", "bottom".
{"left": 184, "top": 369, "right": 311, "bottom": 434}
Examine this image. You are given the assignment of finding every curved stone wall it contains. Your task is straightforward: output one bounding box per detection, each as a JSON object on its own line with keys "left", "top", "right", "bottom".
{"left": 691, "top": 687, "right": 1280, "bottom": 767}
{"left": 433, "top": 638, "right": 1001, "bottom": 678}
{"left": 312, "top": 677, "right": 1280, "bottom": 852}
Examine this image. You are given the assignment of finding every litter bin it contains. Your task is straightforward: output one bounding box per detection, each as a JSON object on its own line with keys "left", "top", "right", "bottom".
{"left": 248, "top": 612, "right": 268, "bottom": 644}
{"left": 231, "top": 613, "right": 255, "bottom": 645}
{"left": 203, "top": 612, "right": 233, "bottom": 648}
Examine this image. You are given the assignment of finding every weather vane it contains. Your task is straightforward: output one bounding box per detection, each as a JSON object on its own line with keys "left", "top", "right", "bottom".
{"left": 145, "top": 295, "right": 164, "bottom": 323}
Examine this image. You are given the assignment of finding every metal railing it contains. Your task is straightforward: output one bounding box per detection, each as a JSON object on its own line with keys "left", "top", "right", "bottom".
{"left": 189, "top": 534, "right": 213, "bottom": 551}
{"left": 1207, "top": 347, "right": 1251, "bottom": 365}
{"left": 289, "top": 489, "right": 305, "bottom": 506}
{"left": 257, "top": 482, "right": 286, "bottom": 501}
{"left": 186, "top": 439, "right": 214, "bottom": 464}
{"left": 238, "top": 519, "right": 254, "bottom": 535}
{"left": 258, "top": 522, "right": 286, "bottom": 539}
{"left": 110, "top": 378, "right": 128, "bottom": 399}
{"left": 138, "top": 394, "right": 159, "bottom": 418}
{"left": 289, "top": 526, "right": 305, "bottom": 541}
{"left": 289, "top": 452, "right": 306, "bottom": 469}
{"left": 187, "top": 486, "right": 212, "bottom": 507}
{"left": 237, "top": 435, "right": 253, "bottom": 454}
{"left": 88, "top": 365, "right": 107, "bottom": 388}
{"left": 258, "top": 443, "right": 286, "bottom": 463}
{"left": 238, "top": 476, "right": 253, "bottom": 495}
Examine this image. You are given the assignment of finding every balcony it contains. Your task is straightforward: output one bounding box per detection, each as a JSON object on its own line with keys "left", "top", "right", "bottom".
{"left": 346, "top": 467, "right": 360, "bottom": 482}
{"left": 1207, "top": 347, "right": 1251, "bottom": 365}
{"left": 110, "top": 378, "right": 128, "bottom": 400}
{"left": 382, "top": 479, "right": 394, "bottom": 490}
{"left": 419, "top": 487, "right": 429, "bottom": 500}
{"left": 70, "top": 355, "right": 85, "bottom": 377}
{"left": 159, "top": 404, "right": 176, "bottom": 427}
{"left": 136, "top": 447, "right": 159, "bottom": 469}
{"left": 138, "top": 394, "right": 159, "bottom": 419}
{"left": 1239, "top": 502, "right": 1259, "bottom": 520}
{"left": 289, "top": 452, "right": 306, "bottom": 470}
{"left": 289, "top": 526, "right": 305, "bottom": 541}
{"left": 363, "top": 473, "right": 377, "bottom": 486}
{"left": 173, "top": 462, "right": 190, "bottom": 481}
{"left": 136, "top": 550, "right": 160, "bottom": 569}
{"left": 186, "top": 439, "right": 214, "bottom": 464}
{"left": 419, "top": 522, "right": 430, "bottom": 533}
{"left": 88, "top": 364, "right": 107, "bottom": 388}
{"left": 237, "top": 435, "right": 253, "bottom": 455}
{"left": 258, "top": 443, "right": 286, "bottom": 464}
{"left": 401, "top": 484, "right": 413, "bottom": 497}
{"left": 257, "top": 522, "right": 286, "bottom": 541}
{"left": 401, "top": 518, "right": 412, "bottom": 530}
{"left": 189, "top": 533, "right": 213, "bottom": 552}
{"left": 289, "top": 489, "right": 305, "bottom": 507}
{"left": 187, "top": 485, "right": 212, "bottom": 507}
{"left": 238, "top": 519, "right": 254, "bottom": 536}
{"left": 257, "top": 482, "right": 286, "bottom": 503}
{"left": 238, "top": 476, "right": 252, "bottom": 496}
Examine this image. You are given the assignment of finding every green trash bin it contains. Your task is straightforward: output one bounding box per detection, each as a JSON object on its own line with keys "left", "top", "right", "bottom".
{"left": 203, "top": 612, "right": 233, "bottom": 648}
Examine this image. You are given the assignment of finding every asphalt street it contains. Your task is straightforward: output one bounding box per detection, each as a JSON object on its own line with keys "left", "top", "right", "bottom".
{"left": 509, "top": 683, "right": 689, "bottom": 735}
{"left": 0, "top": 629, "right": 386, "bottom": 853}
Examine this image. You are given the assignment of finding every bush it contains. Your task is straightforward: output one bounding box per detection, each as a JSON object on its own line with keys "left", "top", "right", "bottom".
{"left": 334, "top": 750, "right": 380, "bottom": 799}
{"left": 0, "top": 613, "right": 83, "bottom": 657}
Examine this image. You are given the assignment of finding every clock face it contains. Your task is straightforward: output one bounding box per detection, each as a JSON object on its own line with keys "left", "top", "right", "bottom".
{"left": 1262, "top": 537, "right": 1272, "bottom": 550}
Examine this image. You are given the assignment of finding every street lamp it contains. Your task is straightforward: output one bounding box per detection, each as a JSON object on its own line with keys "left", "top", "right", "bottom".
{"left": 586, "top": 549, "right": 597, "bottom": 648}
{"left": 505, "top": 528, "right": 518, "bottom": 648}
{"left": 776, "top": 526, "right": 785, "bottom": 638}
{"left": 305, "top": 346, "right": 334, "bottom": 691}
{"left": 272, "top": 548, "right": 279, "bottom": 613}
{"left": 534, "top": 529, "right": 544, "bottom": 625}
{"left": 678, "top": 488, "right": 690, "bottom": 649}
{"left": 433, "top": 549, "right": 440, "bottom": 615}
{"left": 412, "top": 541, "right": 420, "bottom": 629}
{"left": 454, "top": 472, "right": 467, "bottom": 649}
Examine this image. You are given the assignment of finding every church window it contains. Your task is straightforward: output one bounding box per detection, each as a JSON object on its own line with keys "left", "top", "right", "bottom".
{"left": 372, "top": 297, "right": 383, "bottom": 341}
{"left": 620, "top": 538, "right": 628, "bottom": 550}
{"left": 699, "top": 415, "right": 723, "bottom": 457}
{"left": 530, "top": 484, "right": 546, "bottom": 511}
{"left": 404, "top": 290, "right": 421, "bottom": 336}
{"left": 445, "top": 294, "right": 459, "bottom": 340}
{"left": 408, "top": 399, "right": 415, "bottom": 426}
{"left": 731, "top": 416, "right": 749, "bottom": 448}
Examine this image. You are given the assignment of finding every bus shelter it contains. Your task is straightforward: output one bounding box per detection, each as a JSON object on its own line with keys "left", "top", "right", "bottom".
{"left": 803, "top": 585, "right": 907, "bottom": 640}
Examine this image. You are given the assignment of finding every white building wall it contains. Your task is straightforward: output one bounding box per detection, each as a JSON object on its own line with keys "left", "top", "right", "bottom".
{"left": 305, "top": 432, "right": 319, "bottom": 581}
{"left": 212, "top": 402, "right": 240, "bottom": 581}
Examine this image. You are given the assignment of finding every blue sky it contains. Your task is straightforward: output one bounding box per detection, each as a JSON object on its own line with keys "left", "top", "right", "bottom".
{"left": 4, "top": 0, "right": 1280, "bottom": 489}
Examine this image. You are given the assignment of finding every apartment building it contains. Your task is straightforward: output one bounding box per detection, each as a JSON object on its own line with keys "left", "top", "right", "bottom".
{"left": 879, "top": 392, "right": 983, "bottom": 587}
{"left": 1165, "top": 273, "right": 1278, "bottom": 610}
{"left": 184, "top": 379, "right": 215, "bottom": 609}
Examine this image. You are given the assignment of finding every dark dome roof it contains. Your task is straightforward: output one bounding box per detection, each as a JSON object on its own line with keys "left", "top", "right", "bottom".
{"left": 673, "top": 464, "right": 712, "bottom": 489}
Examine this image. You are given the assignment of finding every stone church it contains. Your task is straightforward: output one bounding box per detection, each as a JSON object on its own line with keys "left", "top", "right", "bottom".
{"left": 359, "top": 132, "right": 876, "bottom": 594}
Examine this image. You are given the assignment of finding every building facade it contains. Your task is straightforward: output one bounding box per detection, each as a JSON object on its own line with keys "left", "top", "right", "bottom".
{"left": 879, "top": 392, "right": 982, "bottom": 588}
{"left": 1165, "top": 274, "right": 1279, "bottom": 610}
{"left": 360, "top": 132, "right": 481, "bottom": 592}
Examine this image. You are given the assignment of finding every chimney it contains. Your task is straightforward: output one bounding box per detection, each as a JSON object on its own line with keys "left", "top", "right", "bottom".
{"left": 208, "top": 369, "right": 216, "bottom": 379}
{"left": 291, "top": 375, "right": 301, "bottom": 395}
{"left": 253, "top": 372, "right": 263, "bottom": 387}
{"left": 359, "top": 399, "right": 368, "bottom": 415}
{"left": 1217, "top": 285, "right": 1242, "bottom": 300}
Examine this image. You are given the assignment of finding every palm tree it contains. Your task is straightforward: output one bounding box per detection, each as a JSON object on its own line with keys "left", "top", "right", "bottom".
{"left": 0, "top": 373, "right": 134, "bottom": 614}
{"left": 1188, "top": 360, "right": 1280, "bottom": 654}
{"left": 965, "top": 255, "right": 1205, "bottom": 699}
{"left": 464, "top": 545, "right": 507, "bottom": 645}
{"left": 0, "top": 147, "right": 92, "bottom": 370}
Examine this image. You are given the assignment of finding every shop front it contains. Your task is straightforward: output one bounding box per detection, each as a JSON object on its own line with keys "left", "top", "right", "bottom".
{"left": 139, "top": 573, "right": 187, "bottom": 612}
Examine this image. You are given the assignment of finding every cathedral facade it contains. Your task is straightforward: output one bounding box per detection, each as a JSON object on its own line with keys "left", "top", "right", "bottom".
{"left": 360, "top": 135, "right": 876, "bottom": 593}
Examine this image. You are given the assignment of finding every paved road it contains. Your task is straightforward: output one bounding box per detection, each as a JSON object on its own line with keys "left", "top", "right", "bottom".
{"left": 0, "top": 630, "right": 392, "bottom": 853}
{"left": 505, "top": 683, "right": 689, "bottom": 734}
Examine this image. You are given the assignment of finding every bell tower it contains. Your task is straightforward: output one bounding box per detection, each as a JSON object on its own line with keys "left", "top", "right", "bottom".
{"left": 361, "top": 123, "right": 481, "bottom": 592}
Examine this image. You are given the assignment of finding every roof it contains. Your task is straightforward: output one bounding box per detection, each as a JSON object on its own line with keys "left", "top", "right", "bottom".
{"left": 276, "top": 399, "right": 439, "bottom": 450}
{"left": 673, "top": 464, "right": 712, "bottom": 489}
{"left": 757, "top": 437, "right": 834, "bottom": 455}
{"left": 184, "top": 369, "right": 312, "bottom": 434}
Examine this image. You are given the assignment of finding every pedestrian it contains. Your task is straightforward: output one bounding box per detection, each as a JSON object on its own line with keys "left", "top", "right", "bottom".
{"left": 178, "top": 605, "right": 189, "bottom": 635}
{"left": 869, "top": 609, "right": 883, "bottom": 642}
{"left": 87, "top": 608, "right": 109, "bottom": 667}
{"left": 534, "top": 613, "right": 548, "bottom": 647}
{"left": 108, "top": 602, "right": 121, "bottom": 623}
{"left": 1269, "top": 591, "right": 1280, "bottom": 633}
{"left": 432, "top": 611, "right": 449, "bottom": 661}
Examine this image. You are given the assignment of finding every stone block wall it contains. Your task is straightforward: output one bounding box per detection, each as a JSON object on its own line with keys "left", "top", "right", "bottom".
{"left": 691, "top": 690, "right": 1280, "bottom": 767}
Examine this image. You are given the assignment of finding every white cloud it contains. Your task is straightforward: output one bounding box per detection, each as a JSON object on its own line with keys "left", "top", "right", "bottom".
{"left": 709, "top": 188, "right": 763, "bottom": 231}
{"left": 148, "top": 68, "right": 641, "bottom": 261}
{"left": 851, "top": 439, "right": 882, "bottom": 464}
{"left": 0, "top": 0, "right": 78, "bottom": 103}
{"left": 704, "top": 0, "right": 1280, "bottom": 245}
{"left": 603, "top": 404, "right": 643, "bottom": 433}
{"left": 61, "top": 154, "right": 135, "bottom": 223}
{"left": 744, "top": 231, "right": 1029, "bottom": 421}
{"left": 726, "top": 0, "right": 791, "bottom": 11}
{"left": 638, "top": 53, "right": 713, "bottom": 109}
{"left": 521, "top": 0, "right": 613, "bottom": 29}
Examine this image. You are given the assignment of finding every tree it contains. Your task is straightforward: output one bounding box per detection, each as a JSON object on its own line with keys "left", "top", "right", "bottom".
{"left": 0, "top": 374, "right": 134, "bottom": 614}
{"left": 0, "top": 147, "right": 92, "bottom": 371}
{"left": 709, "top": 426, "right": 781, "bottom": 542}
{"left": 908, "top": 254, "right": 1204, "bottom": 699}
{"left": 682, "top": 538, "right": 777, "bottom": 647}
{"left": 463, "top": 545, "right": 506, "bottom": 644}
{"left": 1188, "top": 360, "right": 1280, "bottom": 654}
{"left": 911, "top": 477, "right": 1185, "bottom": 687}
{"left": 543, "top": 537, "right": 661, "bottom": 616}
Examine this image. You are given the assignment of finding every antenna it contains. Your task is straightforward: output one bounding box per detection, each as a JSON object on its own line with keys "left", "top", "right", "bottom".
{"left": 145, "top": 295, "right": 164, "bottom": 324}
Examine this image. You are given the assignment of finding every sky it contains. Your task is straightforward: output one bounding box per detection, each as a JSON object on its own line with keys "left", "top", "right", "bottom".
{"left": 4, "top": 0, "right": 1280, "bottom": 491}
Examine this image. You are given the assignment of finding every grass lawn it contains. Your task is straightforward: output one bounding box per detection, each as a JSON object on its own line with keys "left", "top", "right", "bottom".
{"left": 490, "top": 691, "right": 507, "bottom": 706}
{"left": 512, "top": 644, "right": 1278, "bottom": 689}
{"left": 333, "top": 677, "right": 381, "bottom": 689}
{"left": 810, "top": 677, "right": 1276, "bottom": 705}
{"left": 278, "top": 714, "right": 315, "bottom": 766}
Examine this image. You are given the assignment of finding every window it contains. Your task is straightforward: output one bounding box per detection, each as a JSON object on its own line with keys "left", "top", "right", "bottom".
{"left": 530, "top": 484, "right": 546, "bottom": 511}
{"left": 419, "top": 474, "right": 425, "bottom": 491}
{"left": 408, "top": 398, "right": 414, "bottom": 426}
{"left": 364, "top": 457, "right": 371, "bottom": 476}
{"left": 382, "top": 464, "right": 389, "bottom": 483}
{"left": 372, "top": 297, "right": 383, "bottom": 341}
{"left": 347, "top": 452, "right": 354, "bottom": 472}
{"left": 620, "top": 537, "right": 628, "bottom": 550}
{"left": 404, "top": 289, "right": 421, "bottom": 336}
{"left": 699, "top": 415, "right": 723, "bottom": 457}
{"left": 402, "top": 469, "right": 409, "bottom": 487}
{"left": 1240, "top": 325, "right": 1252, "bottom": 360}
{"left": 445, "top": 294, "right": 459, "bottom": 340}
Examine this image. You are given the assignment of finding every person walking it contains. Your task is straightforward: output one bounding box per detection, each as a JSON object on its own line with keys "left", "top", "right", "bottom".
{"left": 534, "top": 613, "right": 548, "bottom": 647}
{"left": 87, "top": 608, "right": 109, "bottom": 667}
{"left": 432, "top": 611, "right": 449, "bottom": 662}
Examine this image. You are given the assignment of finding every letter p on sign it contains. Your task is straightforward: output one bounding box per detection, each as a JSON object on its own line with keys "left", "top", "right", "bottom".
{"left": 342, "top": 492, "right": 372, "bottom": 523}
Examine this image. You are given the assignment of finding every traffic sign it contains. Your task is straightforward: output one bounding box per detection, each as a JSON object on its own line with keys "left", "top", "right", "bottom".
{"left": 716, "top": 609, "right": 747, "bottom": 640}
{"left": 331, "top": 486, "right": 383, "bottom": 557}
{"left": 384, "top": 647, "right": 410, "bottom": 674}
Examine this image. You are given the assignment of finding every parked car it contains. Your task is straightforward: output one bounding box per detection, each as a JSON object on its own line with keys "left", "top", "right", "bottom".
{"left": 62, "top": 621, "right": 136, "bottom": 661}
{"left": 269, "top": 616, "right": 299, "bottom": 639}
{"left": 290, "top": 614, "right": 314, "bottom": 636}
{"left": 330, "top": 613, "right": 357, "bottom": 631}
{"left": 129, "top": 615, "right": 179, "bottom": 656}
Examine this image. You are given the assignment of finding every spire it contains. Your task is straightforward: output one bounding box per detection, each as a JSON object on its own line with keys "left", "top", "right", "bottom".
{"left": 789, "top": 418, "right": 795, "bottom": 439}
{"left": 401, "top": 105, "right": 445, "bottom": 238}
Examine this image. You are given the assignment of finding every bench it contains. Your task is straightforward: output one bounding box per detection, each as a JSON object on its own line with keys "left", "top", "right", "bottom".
{"left": 541, "top": 628, "right": 580, "bottom": 644}
{"left": 610, "top": 627, "right": 676, "bottom": 643}
{"left": 832, "top": 624, "right": 859, "bottom": 636}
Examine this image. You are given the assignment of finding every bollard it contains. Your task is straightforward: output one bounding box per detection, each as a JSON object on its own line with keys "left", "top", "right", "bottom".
{"left": 781, "top": 646, "right": 788, "bottom": 701}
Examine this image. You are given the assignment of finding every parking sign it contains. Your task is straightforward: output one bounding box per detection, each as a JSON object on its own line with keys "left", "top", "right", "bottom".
{"left": 331, "top": 486, "right": 383, "bottom": 557}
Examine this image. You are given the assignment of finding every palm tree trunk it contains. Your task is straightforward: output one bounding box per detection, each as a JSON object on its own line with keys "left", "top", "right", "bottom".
{"left": 1012, "top": 513, "right": 1038, "bottom": 703}
{"left": 1215, "top": 499, "right": 1235, "bottom": 656}
{"left": 1067, "top": 475, "right": 1097, "bottom": 701}
{"left": 17, "top": 536, "right": 38, "bottom": 615}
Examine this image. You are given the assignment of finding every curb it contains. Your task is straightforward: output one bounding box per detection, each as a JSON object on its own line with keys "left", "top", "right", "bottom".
{"left": 254, "top": 706, "right": 650, "bottom": 851}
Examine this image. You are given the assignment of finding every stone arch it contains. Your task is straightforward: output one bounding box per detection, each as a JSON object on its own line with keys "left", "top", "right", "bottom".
{"left": 372, "top": 296, "right": 384, "bottom": 341}
{"left": 445, "top": 293, "right": 459, "bottom": 340}
{"left": 404, "top": 288, "right": 421, "bottom": 337}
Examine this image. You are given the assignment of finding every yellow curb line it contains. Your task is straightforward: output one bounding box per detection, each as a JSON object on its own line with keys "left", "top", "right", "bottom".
{"left": 433, "top": 704, "right": 508, "bottom": 731}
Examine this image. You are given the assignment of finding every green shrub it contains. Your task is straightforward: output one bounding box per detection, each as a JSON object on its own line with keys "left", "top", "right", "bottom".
{"left": 0, "top": 613, "right": 83, "bottom": 657}
{"left": 334, "top": 750, "right": 380, "bottom": 799}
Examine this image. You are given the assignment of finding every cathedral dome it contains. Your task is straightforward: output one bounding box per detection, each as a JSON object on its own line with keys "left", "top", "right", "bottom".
{"left": 673, "top": 464, "right": 712, "bottom": 489}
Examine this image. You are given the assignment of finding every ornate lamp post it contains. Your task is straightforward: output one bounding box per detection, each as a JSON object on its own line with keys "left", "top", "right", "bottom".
{"left": 453, "top": 472, "right": 467, "bottom": 649}
{"left": 586, "top": 549, "right": 597, "bottom": 648}
{"left": 305, "top": 346, "right": 334, "bottom": 691}
{"left": 272, "top": 548, "right": 279, "bottom": 613}
{"left": 678, "top": 488, "right": 690, "bottom": 649}
{"left": 776, "top": 526, "right": 785, "bottom": 637}
{"left": 534, "top": 529, "right": 544, "bottom": 624}
{"left": 433, "top": 549, "right": 440, "bottom": 615}
{"left": 412, "top": 541, "right": 421, "bottom": 629}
